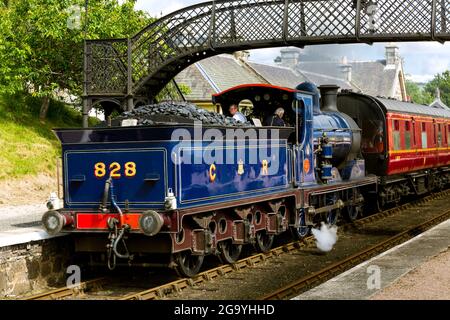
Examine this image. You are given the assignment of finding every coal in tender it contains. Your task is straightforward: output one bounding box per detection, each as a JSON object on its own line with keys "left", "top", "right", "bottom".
{"left": 112, "top": 101, "right": 253, "bottom": 127}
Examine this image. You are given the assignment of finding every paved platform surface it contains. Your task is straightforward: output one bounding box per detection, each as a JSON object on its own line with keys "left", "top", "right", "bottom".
{"left": 371, "top": 247, "right": 450, "bottom": 299}
{"left": 293, "top": 218, "right": 450, "bottom": 300}
{"left": 0, "top": 204, "right": 62, "bottom": 247}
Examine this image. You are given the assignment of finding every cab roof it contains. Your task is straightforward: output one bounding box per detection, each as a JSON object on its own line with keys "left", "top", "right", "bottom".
{"left": 212, "top": 83, "right": 299, "bottom": 106}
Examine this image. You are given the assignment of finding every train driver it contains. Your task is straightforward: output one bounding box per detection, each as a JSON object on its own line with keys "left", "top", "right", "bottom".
{"left": 229, "top": 104, "right": 247, "bottom": 123}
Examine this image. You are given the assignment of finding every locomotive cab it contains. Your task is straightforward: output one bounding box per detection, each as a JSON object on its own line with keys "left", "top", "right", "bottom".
{"left": 213, "top": 84, "right": 298, "bottom": 127}
{"left": 212, "top": 83, "right": 315, "bottom": 145}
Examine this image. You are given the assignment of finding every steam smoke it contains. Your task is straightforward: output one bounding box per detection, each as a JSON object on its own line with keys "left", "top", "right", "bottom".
{"left": 311, "top": 222, "right": 338, "bottom": 252}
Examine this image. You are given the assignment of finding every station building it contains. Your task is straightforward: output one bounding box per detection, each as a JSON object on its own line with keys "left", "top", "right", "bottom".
{"left": 175, "top": 44, "right": 408, "bottom": 113}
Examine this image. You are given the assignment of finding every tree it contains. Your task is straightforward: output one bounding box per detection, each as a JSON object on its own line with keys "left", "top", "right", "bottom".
{"left": 424, "top": 71, "right": 450, "bottom": 107}
{"left": 0, "top": 0, "right": 152, "bottom": 121}
{"left": 405, "top": 80, "right": 433, "bottom": 105}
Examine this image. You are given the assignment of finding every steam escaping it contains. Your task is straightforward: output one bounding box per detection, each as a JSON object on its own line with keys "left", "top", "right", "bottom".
{"left": 311, "top": 222, "right": 338, "bottom": 252}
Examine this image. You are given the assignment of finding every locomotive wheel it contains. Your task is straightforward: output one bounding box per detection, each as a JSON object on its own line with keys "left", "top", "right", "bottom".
{"left": 291, "top": 226, "right": 310, "bottom": 239}
{"left": 327, "top": 209, "right": 339, "bottom": 225}
{"left": 344, "top": 189, "right": 364, "bottom": 221}
{"left": 325, "top": 193, "right": 340, "bottom": 225}
{"left": 174, "top": 251, "right": 204, "bottom": 278}
{"left": 218, "top": 240, "right": 242, "bottom": 264}
{"left": 255, "top": 231, "right": 274, "bottom": 253}
{"left": 345, "top": 204, "right": 362, "bottom": 222}
{"left": 291, "top": 211, "right": 310, "bottom": 239}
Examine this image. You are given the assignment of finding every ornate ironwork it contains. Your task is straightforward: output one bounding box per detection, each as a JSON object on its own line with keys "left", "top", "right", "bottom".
{"left": 87, "top": 39, "right": 128, "bottom": 95}
{"left": 83, "top": 0, "right": 450, "bottom": 125}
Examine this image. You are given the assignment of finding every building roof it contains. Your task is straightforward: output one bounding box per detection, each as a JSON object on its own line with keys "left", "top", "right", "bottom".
{"left": 175, "top": 54, "right": 357, "bottom": 102}
{"left": 197, "top": 55, "right": 265, "bottom": 91}
{"left": 175, "top": 62, "right": 216, "bottom": 101}
{"left": 299, "top": 70, "right": 354, "bottom": 91}
{"left": 429, "top": 89, "right": 450, "bottom": 110}
{"left": 175, "top": 46, "right": 405, "bottom": 104}
{"left": 175, "top": 55, "right": 266, "bottom": 102}
{"left": 297, "top": 61, "right": 342, "bottom": 79}
{"left": 247, "top": 62, "right": 307, "bottom": 88}
{"left": 350, "top": 61, "right": 398, "bottom": 98}
{"left": 297, "top": 60, "right": 398, "bottom": 97}
{"left": 430, "top": 98, "right": 450, "bottom": 110}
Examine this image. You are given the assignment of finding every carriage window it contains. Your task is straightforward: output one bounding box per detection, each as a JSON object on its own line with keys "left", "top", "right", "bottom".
{"left": 421, "top": 122, "right": 427, "bottom": 149}
{"left": 447, "top": 125, "right": 450, "bottom": 145}
{"left": 405, "top": 121, "right": 411, "bottom": 149}
{"left": 394, "top": 120, "right": 400, "bottom": 131}
{"left": 433, "top": 123, "right": 437, "bottom": 145}
{"left": 412, "top": 121, "right": 416, "bottom": 146}
{"left": 392, "top": 120, "right": 400, "bottom": 150}
{"left": 405, "top": 122, "right": 410, "bottom": 130}
{"left": 437, "top": 124, "right": 442, "bottom": 147}
{"left": 442, "top": 124, "right": 448, "bottom": 144}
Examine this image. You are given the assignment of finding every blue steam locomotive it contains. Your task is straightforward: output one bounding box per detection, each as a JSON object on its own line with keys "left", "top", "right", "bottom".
{"left": 42, "top": 82, "right": 377, "bottom": 276}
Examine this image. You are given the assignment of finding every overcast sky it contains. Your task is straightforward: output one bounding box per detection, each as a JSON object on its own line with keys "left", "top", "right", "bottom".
{"left": 135, "top": 0, "right": 450, "bottom": 83}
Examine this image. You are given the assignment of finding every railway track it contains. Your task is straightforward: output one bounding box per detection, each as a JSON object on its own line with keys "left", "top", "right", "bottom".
{"left": 22, "top": 189, "right": 450, "bottom": 300}
{"left": 119, "top": 189, "right": 450, "bottom": 300}
{"left": 261, "top": 205, "right": 450, "bottom": 300}
{"left": 119, "top": 239, "right": 316, "bottom": 300}
{"left": 24, "top": 278, "right": 106, "bottom": 300}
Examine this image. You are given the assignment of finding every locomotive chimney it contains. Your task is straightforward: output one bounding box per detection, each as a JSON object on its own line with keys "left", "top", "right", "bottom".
{"left": 318, "top": 85, "right": 340, "bottom": 113}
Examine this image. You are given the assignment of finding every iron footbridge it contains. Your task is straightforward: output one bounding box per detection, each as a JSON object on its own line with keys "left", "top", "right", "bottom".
{"left": 82, "top": 0, "right": 450, "bottom": 126}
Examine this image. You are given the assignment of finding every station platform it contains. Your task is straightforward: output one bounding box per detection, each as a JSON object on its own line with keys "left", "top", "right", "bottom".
{"left": 293, "top": 218, "right": 450, "bottom": 300}
{"left": 0, "top": 204, "right": 63, "bottom": 247}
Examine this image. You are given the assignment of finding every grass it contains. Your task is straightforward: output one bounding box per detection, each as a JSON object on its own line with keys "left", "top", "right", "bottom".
{"left": 0, "top": 93, "right": 96, "bottom": 180}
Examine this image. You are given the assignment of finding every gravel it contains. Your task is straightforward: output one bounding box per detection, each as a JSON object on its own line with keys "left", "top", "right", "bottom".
{"left": 113, "top": 102, "right": 253, "bottom": 127}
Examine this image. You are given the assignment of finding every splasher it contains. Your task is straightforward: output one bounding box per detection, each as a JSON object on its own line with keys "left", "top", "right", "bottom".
{"left": 311, "top": 222, "right": 338, "bottom": 252}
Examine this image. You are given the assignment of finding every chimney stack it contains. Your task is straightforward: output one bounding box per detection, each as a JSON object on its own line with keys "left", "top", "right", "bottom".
{"left": 318, "top": 85, "right": 340, "bottom": 113}
{"left": 385, "top": 43, "right": 400, "bottom": 66}
{"left": 233, "top": 50, "right": 250, "bottom": 62}
{"left": 275, "top": 47, "right": 302, "bottom": 68}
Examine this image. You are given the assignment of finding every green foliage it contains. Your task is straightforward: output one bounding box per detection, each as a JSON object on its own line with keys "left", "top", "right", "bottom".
{"left": 405, "top": 80, "right": 433, "bottom": 105}
{"left": 156, "top": 81, "right": 192, "bottom": 102}
{"left": 0, "top": 92, "right": 98, "bottom": 179}
{"left": 424, "top": 71, "right": 450, "bottom": 107}
{"left": 0, "top": 0, "right": 152, "bottom": 117}
{"left": 178, "top": 83, "right": 192, "bottom": 96}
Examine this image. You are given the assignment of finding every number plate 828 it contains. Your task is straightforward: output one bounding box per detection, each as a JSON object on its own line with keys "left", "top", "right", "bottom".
{"left": 94, "top": 162, "right": 136, "bottom": 178}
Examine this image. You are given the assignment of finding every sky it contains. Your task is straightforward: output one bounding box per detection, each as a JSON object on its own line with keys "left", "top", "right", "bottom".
{"left": 134, "top": 0, "right": 450, "bottom": 83}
